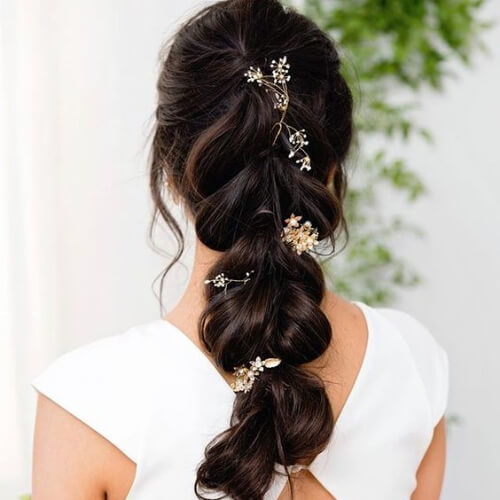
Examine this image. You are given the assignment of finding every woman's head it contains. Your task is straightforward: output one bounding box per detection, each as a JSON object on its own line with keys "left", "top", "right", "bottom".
{"left": 152, "top": 0, "right": 352, "bottom": 249}
{"left": 150, "top": 0, "right": 353, "bottom": 498}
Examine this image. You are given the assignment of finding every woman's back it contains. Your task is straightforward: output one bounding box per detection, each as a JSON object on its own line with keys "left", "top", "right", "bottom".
{"left": 32, "top": 291, "right": 448, "bottom": 499}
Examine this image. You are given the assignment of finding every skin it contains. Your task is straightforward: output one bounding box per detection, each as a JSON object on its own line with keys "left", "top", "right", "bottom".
{"left": 32, "top": 237, "right": 447, "bottom": 499}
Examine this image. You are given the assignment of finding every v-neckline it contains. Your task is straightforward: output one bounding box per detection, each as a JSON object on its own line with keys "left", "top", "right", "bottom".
{"left": 157, "top": 300, "right": 373, "bottom": 486}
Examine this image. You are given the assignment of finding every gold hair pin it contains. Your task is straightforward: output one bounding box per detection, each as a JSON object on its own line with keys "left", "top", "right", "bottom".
{"left": 244, "top": 56, "right": 312, "bottom": 172}
{"left": 281, "top": 213, "right": 319, "bottom": 255}
{"left": 204, "top": 270, "right": 254, "bottom": 295}
{"left": 231, "top": 356, "right": 282, "bottom": 393}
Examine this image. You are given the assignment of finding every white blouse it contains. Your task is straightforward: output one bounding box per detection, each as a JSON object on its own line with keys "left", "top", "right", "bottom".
{"left": 32, "top": 301, "right": 449, "bottom": 500}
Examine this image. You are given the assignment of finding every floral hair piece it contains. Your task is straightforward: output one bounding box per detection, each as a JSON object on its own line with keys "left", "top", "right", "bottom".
{"left": 281, "top": 213, "right": 319, "bottom": 255}
{"left": 244, "top": 56, "right": 312, "bottom": 172}
{"left": 204, "top": 270, "right": 254, "bottom": 295}
{"left": 231, "top": 356, "right": 282, "bottom": 393}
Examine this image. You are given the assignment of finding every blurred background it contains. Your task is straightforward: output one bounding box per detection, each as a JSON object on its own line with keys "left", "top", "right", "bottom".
{"left": 1, "top": 0, "right": 499, "bottom": 498}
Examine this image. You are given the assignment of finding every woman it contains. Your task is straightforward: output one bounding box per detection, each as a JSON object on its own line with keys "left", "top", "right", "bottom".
{"left": 31, "top": 1, "right": 449, "bottom": 499}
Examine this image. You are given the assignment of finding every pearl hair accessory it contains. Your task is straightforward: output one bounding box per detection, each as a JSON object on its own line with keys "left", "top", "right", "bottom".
{"left": 244, "top": 56, "right": 312, "bottom": 172}
{"left": 204, "top": 270, "right": 254, "bottom": 295}
{"left": 231, "top": 356, "right": 282, "bottom": 393}
{"left": 281, "top": 213, "right": 319, "bottom": 255}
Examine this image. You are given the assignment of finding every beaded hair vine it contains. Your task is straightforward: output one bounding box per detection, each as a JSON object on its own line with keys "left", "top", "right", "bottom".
{"left": 244, "top": 56, "right": 311, "bottom": 172}
{"left": 231, "top": 356, "right": 282, "bottom": 393}
{"left": 204, "top": 270, "right": 254, "bottom": 295}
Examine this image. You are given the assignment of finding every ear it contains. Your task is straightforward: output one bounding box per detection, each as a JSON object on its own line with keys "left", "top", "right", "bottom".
{"left": 326, "top": 163, "right": 336, "bottom": 186}
{"left": 164, "top": 174, "right": 195, "bottom": 224}
{"left": 165, "top": 176, "right": 181, "bottom": 205}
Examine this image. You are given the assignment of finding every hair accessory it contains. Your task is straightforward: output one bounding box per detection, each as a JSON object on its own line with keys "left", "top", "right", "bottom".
{"left": 244, "top": 56, "right": 312, "bottom": 172}
{"left": 281, "top": 213, "right": 319, "bottom": 255}
{"left": 204, "top": 270, "right": 254, "bottom": 295}
{"left": 231, "top": 356, "right": 282, "bottom": 393}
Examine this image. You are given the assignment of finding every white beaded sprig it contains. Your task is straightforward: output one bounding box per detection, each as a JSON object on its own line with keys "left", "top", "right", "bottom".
{"left": 244, "top": 56, "right": 312, "bottom": 172}
{"left": 231, "top": 356, "right": 282, "bottom": 393}
{"left": 281, "top": 213, "right": 319, "bottom": 255}
{"left": 288, "top": 128, "right": 311, "bottom": 172}
{"left": 204, "top": 270, "right": 254, "bottom": 295}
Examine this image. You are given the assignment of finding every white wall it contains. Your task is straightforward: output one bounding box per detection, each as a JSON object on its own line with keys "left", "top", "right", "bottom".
{"left": 391, "top": 4, "right": 500, "bottom": 496}
{"left": 1, "top": 0, "right": 498, "bottom": 498}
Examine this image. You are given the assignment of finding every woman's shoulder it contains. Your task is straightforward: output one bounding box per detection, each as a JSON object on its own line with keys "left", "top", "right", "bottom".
{"left": 366, "top": 304, "right": 450, "bottom": 425}
{"left": 372, "top": 305, "right": 449, "bottom": 370}
{"left": 31, "top": 319, "right": 169, "bottom": 463}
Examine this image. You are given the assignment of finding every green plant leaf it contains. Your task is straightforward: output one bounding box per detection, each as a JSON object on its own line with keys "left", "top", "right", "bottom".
{"left": 291, "top": 0, "right": 489, "bottom": 305}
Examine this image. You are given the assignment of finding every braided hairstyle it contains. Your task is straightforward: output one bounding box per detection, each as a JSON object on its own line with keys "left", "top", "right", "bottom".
{"left": 150, "top": 0, "right": 353, "bottom": 498}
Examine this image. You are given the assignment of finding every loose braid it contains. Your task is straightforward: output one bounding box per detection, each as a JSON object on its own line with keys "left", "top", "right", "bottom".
{"left": 149, "top": 1, "right": 353, "bottom": 498}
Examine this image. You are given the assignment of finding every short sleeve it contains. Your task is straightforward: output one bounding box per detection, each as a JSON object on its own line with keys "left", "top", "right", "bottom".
{"left": 377, "top": 308, "right": 449, "bottom": 426}
{"left": 32, "top": 326, "right": 149, "bottom": 463}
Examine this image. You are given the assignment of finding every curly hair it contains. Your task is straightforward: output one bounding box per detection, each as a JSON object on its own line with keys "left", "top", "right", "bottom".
{"left": 149, "top": 0, "right": 354, "bottom": 498}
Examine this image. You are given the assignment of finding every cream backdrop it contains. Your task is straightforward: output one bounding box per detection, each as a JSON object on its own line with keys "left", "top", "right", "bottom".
{"left": 1, "top": 1, "right": 499, "bottom": 499}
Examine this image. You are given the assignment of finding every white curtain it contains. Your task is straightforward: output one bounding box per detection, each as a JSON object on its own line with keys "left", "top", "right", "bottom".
{"left": 0, "top": 1, "right": 198, "bottom": 496}
{"left": 1, "top": 1, "right": 64, "bottom": 496}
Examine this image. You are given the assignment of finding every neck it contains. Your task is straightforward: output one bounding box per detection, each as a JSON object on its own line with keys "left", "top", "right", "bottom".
{"left": 164, "top": 237, "right": 223, "bottom": 338}
{"left": 188, "top": 238, "right": 223, "bottom": 296}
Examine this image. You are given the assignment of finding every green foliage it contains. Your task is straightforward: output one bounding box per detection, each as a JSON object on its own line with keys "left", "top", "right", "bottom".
{"left": 295, "top": 0, "right": 487, "bottom": 304}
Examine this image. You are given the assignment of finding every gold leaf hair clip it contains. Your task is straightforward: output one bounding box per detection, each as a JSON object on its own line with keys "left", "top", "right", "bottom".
{"left": 231, "top": 356, "right": 282, "bottom": 393}
{"left": 204, "top": 270, "right": 254, "bottom": 295}
{"left": 244, "top": 56, "right": 312, "bottom": 172}
{"left": 281, "top": 213, "right": 319, "bottom": 255}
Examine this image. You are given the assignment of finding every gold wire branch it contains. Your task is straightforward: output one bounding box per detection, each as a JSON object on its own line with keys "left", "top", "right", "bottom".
{"left": 244, "top": 57, "right": 312, "bottom": 172}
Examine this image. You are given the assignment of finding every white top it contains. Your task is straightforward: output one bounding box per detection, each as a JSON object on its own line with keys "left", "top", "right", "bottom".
{"left": 32, "top": 301, "right": 449, "bottom": 500}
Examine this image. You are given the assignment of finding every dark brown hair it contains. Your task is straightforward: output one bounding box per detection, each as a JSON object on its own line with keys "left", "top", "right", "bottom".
{"left": 149, "top": 0, "right": 353, "bottom": 498}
